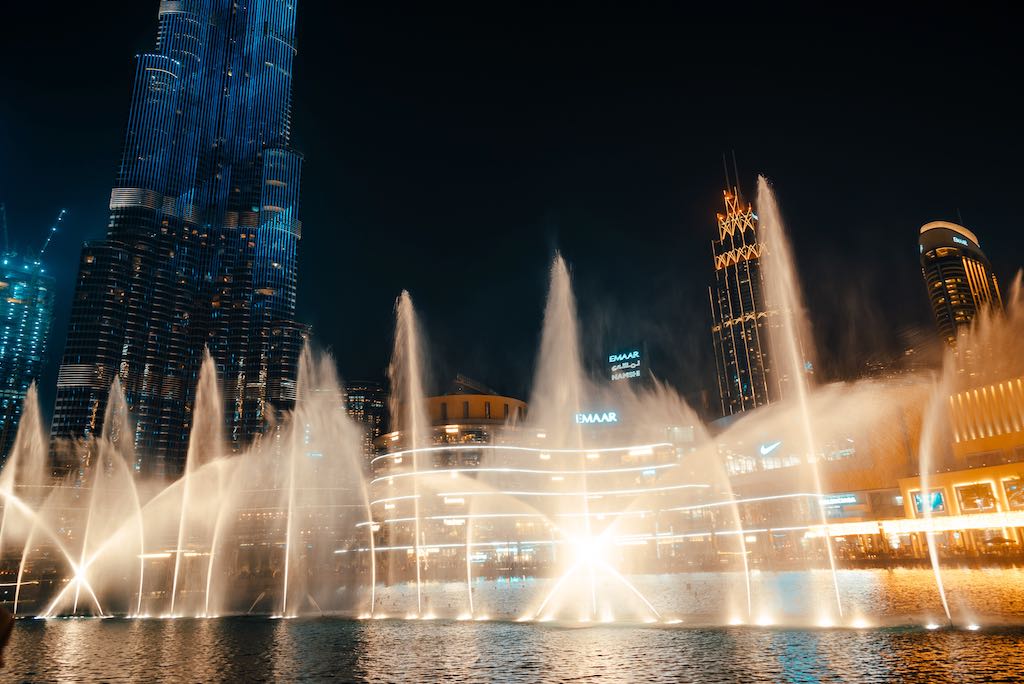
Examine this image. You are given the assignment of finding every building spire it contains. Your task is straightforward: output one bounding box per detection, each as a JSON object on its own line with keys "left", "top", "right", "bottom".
{"left": 731, "top": 149, "right": 742, "bottom": 200}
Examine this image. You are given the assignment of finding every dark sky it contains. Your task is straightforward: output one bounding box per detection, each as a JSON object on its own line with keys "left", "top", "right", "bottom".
{"left": 2, "top": 2, "right": 1021, "bottom": 416}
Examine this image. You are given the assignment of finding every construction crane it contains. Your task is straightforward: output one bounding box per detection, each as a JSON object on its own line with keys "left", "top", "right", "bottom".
{"left": 1, "top": 203, "right": 8, "bottom": 254}
{"left": 36, "top": 208, "right": 67, "bottom": 263}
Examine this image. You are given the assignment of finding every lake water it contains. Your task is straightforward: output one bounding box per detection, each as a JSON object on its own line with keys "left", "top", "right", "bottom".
{"left": 5, "top": 569, "right": 1024, "bottom": 682}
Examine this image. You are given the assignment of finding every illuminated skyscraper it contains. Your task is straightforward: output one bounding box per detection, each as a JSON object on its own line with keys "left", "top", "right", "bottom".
{"left": 52, "top": 0, "right": 305, "bottom": 476}
{"left": 709, "top": 187, "right": 778, "bottom": 416}
{"left": 344, "top": 381, "right": 387, "bottom": 465}
{"left": 0, "top": 252, "right": 55, "bottom": 462}
{"left": 919, "top": 221, "right": 1002, "bottom": 345}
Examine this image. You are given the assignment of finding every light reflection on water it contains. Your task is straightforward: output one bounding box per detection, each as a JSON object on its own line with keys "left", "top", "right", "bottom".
{"left": 7, "top": 617, "right": 1024, "bottom": 682}
{"left": 5, "top": 570, "right": 1024, "bottom": 682}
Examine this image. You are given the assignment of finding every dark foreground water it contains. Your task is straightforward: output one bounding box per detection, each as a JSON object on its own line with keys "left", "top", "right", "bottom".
{"left": 6, "top": 617, "right": 1024, "bottom": 683}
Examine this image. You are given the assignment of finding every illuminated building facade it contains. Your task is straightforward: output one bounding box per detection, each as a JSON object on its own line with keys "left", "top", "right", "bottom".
{"left": 0, "top": 254, "right": 55, "bottom": 462}
{"left": 709, "top": 188, "right": 778, "bottom": 416}
{"left": 368, "top": 386, "right": 723, "bottom": 581}
{"left": 344, "top": 381, "right": 387, "bottom": 466}
{"left": 52, "top": 1, "right": 305, "bottom": 476}
{"left": 919, "top": 221, "right": 1002, "bottom": 345}
{"left": 892, "top": 376, "right": 1024, "bottom": 556}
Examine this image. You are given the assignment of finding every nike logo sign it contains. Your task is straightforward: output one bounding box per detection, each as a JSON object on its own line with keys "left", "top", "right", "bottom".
{"left": 759, "top": 441, "right": 782, "bottom": 456}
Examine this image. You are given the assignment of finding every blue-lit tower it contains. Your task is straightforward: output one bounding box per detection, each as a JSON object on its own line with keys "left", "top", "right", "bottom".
{"left": 1, "top": 242, "right": 56, "bottom": 463}
{"left": 52, "top": 0, "right": 305, "bottom": 477}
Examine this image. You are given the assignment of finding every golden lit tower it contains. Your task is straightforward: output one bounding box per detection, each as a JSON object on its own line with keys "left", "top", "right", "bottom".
{"left": 919, "top": 221, "right": 1002, "bottom": 345}
{"left": 709, "top": 185, "right": 779, "bottom": 416}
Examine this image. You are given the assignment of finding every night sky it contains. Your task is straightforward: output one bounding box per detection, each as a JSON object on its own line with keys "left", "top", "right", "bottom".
{"left": 2, "top": 3, "right": 1020, "bottom": 417}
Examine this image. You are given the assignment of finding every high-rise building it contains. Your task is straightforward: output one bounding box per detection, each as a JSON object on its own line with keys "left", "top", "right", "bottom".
{"left": 52, "top": 1, "right": 305, "bottom": 476}
{"left": 344, "top": 381, "right": 387, "bottom": 465}
{"left": 0, "top": 251, "right": 56, "bottom": 462}
{"left": 709, "top": 187, "right": 778, "bottom": 416}
{"left": 919, "top": 221, "right": 1002, "bottom": 345}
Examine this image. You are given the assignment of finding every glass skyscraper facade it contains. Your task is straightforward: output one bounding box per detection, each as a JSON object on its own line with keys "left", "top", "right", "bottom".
{"left": 344, "top": 381, "right": 387, "bottom": 466}
{"left": 1, "top": 253, "right": 55, "bottom": 462}
{"left": 52, "top": 0, "right": 305, "bottom": 477}
{"left": 919, "top": 220, "right": 1002, "bottom": 346}
{"left": 709, "top": 188, "right": 778, "bottom": 416}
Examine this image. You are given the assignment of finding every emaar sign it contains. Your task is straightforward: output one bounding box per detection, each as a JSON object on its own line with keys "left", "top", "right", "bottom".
{"left": 575, "top": 411, "right": 619, "bottom": 425}
{"left": 608, "top": 348, "right": 642, "bottom": 382}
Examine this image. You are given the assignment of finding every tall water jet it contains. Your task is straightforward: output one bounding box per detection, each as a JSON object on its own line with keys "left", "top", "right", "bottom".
{"left": 756, "top": 176, "right": 842, "bottom": 618}
{"left": 0, "top": 384, "right": 49, "bottom": 557}
{"left": 170, "top": 350, "right": 224, "bottom": 616}
{"left": 916, "top": 274, "right": 1024, "bottom": 624}
{"left": 101, "top": 378, "right": 146, "bottom": 616}
{"left": 3, "top": 385, "right": 54, "bottom": 616}
{"left": 529, "top": 255, "right": 597, "bottom": 620}
{"left": 279, "top": 345, "right": 366, "bottom": 617}
{"left": 388, "top": 291, "right": 430, "bottom": 616}
{"left": 917, "top": 371, "right": 953, "bottom": 623}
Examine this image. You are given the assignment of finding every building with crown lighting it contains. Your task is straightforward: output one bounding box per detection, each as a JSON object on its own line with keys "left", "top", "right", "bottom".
{"left": 0, "top": 254, "right": 55, "bottom": 462}
{"left": 709, "top": 188, "right": 778, "bottom": 417}
{"left": 919, "top": 220, "right": 1002, "bottom": 346}
{"left": 51, "top": 1, "right": 306, "bottom": 476}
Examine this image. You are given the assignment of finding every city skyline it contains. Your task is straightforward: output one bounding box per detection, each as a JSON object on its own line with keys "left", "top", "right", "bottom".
{"left": 4, "top": 4, "right": 1024, "bottom": 678}
{"left": 2, "top": 3, "right": 1021, "bottom": 414}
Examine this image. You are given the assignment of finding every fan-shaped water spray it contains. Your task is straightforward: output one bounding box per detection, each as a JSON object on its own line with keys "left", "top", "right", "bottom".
{"left": 1, "top": 199, "right": 1019, "bottom": 631}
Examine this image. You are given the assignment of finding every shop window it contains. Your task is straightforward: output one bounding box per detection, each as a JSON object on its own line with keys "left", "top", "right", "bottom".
{"left": 956, "top": 482, "right": 997, "bottom": 513}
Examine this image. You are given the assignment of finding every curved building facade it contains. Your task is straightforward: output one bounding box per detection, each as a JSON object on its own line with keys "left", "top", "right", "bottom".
{"left": 919, "top": 221, "right": 1002, "bottom": 345}
{"left": 368, "top": 391, "right": 711, "bottom": 584}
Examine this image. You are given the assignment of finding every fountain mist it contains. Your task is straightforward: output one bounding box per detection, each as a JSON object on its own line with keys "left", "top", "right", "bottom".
{"left": 757, "top": 176, "right": 842, "bottom": 618}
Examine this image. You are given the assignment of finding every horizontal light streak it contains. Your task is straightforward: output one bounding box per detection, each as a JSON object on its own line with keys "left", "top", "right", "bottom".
{"left": 345, "top": 503, "right": 1024, "bottom": 556}
{"left": 436, "top": 484, "right": 708, "bottom": 499}
{"left": 358, "top": 509, "right": 659, "bottom": 527}
{"left": 370, "top": 442, "right": 674, "bottom": 466}
{"left": 369, "top": 494, "right": 420, "bottom": 507}
{"left": 663, "top": 492, "right": 822, "bottom": 513}
{"left": 338, "top": 539, "right": 560, "bottom": 554}
{"left": 369, "top": 462, "right": 680, "bottom": 485}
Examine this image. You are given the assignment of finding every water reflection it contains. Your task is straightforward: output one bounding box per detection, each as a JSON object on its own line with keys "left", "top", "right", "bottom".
{"left": 5, "top": 619, "right": 1024, "bottom": 683}
{"left": 5, "top": 570, "right": 1024, "bottom": 682}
